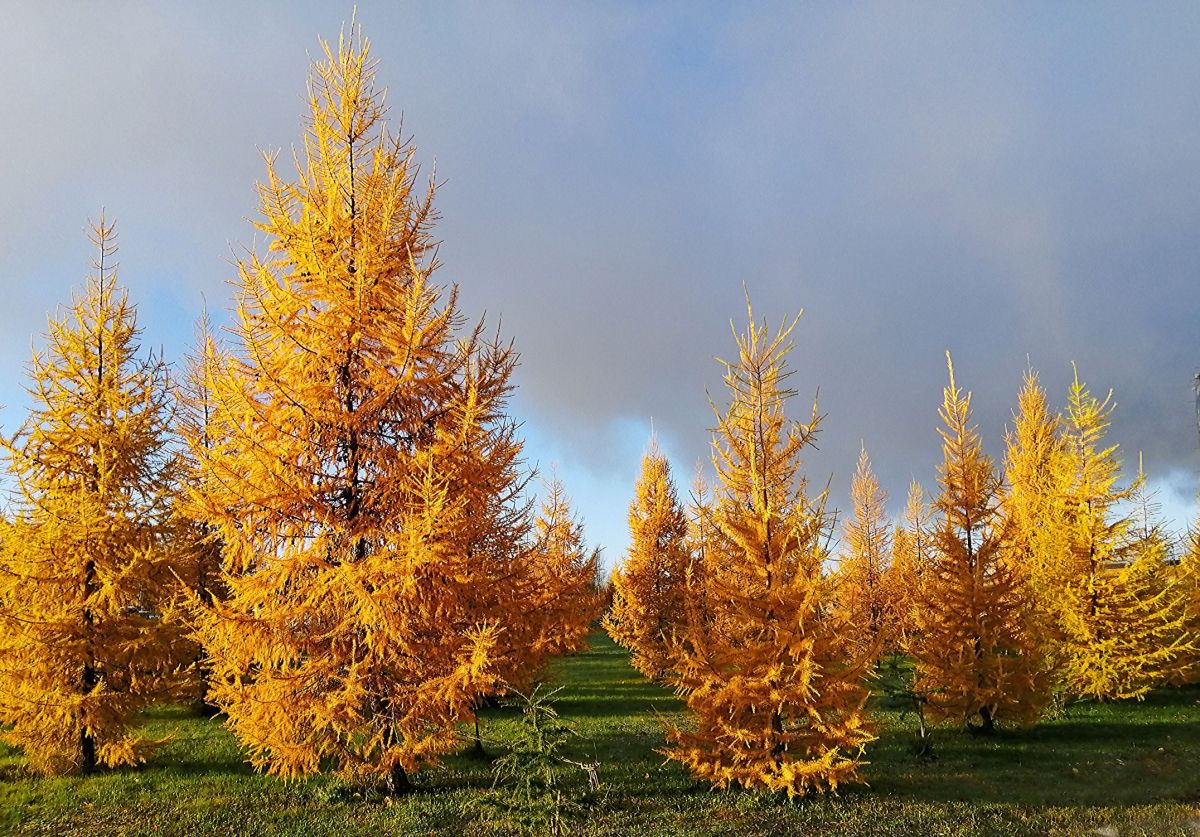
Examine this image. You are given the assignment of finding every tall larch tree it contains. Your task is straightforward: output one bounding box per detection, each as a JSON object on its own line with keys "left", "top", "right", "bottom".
{"left": 0, "top": 218, "right": 188, "bottom": 775}
{"left": 663, "top": 305, "right": 875, "bottom": 797}
{"left": 1002, "top": 368, "right": 1071, "bottom": 672}
{"left": 836, "top": 446, "right": 897, "bottom": 655}
{"left": 605, "top": 440, "right": 690, "bottom": 679}
{"left": 888, "top": 481, "right": 932, "bottom": 648}
{"left": 186, "top": 27, "right": 532, "bottom": 794}
{"left": 910, "top": 354, "right": 1049, "bottom": 733}
{"left": 527, "top": 479, "right": 603, "bottom": 661}
{"left": 1057, "top": 375, "right": 1187, "bottom": 700}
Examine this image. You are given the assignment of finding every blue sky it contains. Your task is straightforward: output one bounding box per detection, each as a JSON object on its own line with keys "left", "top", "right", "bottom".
{"left": 3, "top": 3, "right": 1200, "bottom": 565}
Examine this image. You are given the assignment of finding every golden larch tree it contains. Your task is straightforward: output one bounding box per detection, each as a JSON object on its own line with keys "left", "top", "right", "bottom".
{"left": 605, "top": 440, "right": 690, "bottom": 679}
{"left": 910, "top": 354, "right": 1049, "bottom": 732}
{"left": 1001, "top": 367, "right": 1071, "bottom": 673}
{"left": 888, "top": 480, "right": 932, "bottom": 648}
{"left": 836, "top": 446, "right": 897, "bottom": 654}
{"left": 1170, "top": 524, "right": 1200, "bottom": 684}
{"left": 175, "top": 310, "right": 227, "bottom": 712}
{"left": 663, "top": 305, "right": 875, "bottom": 797}
{"left": 0, "top": 218, "right": 188, "bottom": 775}
{"left": 527, "top": 479, "right": 604, "bottom": 661}
{"left": 1056, "top": 375, "right": 1187, "bottom": 699}
{"left": 186, "top": 27, "right": 532, "bottom": 793}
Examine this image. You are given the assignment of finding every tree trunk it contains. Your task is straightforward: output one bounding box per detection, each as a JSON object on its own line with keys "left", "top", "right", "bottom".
{"left": 385, "top": 763, "right": 411, "bottom": 796}
{"left": 977, "top": 705, "right": 995, "bottom": 735}
{"left": 80, "top": 724, "right": 96, "bottom": 774}
{"left": 472, "top": 715, "right": 487, "bottom": 758}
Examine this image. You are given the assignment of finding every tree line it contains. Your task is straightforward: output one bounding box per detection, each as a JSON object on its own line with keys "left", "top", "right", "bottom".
{"left": 607, "top": 323, "right": 1200, "bottom": 796}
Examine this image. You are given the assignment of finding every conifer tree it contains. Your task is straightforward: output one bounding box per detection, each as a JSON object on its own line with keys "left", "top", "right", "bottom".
{"left": 1002, "top": 368, "right": 1071, "bottom": 673}
{"left": 605, "top": 441, "right": 690, "bottom": 679}
{"left": 910, "top": 354, "right": 1049, "bottom": 732}
{"left": 663, "top": 306, "right": 875, "bottom": 797}
{"left": 175, "top": 310, "right": 226, "bottom": 712}
{"left": 1170, "top": 525, "right": 1200, "bottom": 684}
{"left": 680, "top": 471, "right": 715, "bottom": 646}
{"left": 836, "top": 447, "right": 897, "bottom": 654}
{"left": 528, "top": 480, "right": 603, "bottom": 660}
{"left": 0, "top": 218, "right": 188, "bottom": 774}
{"left": 186, "top": 27, "right": 532, "bottom": 793}
{"left": 1056, "top": 377, "right": 1188, "bottom": 699}
{"left": 888, "top": 481, "right": 932, "bottom": 647}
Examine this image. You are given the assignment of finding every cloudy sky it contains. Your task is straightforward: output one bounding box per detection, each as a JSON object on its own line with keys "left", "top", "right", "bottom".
{"left": 3, "top": 2, "right": 1200, "bottom": 564}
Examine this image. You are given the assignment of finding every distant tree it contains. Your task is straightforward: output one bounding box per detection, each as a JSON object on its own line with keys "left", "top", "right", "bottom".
{"left": 528, "top": 480, "right": 604, "bottom": 661}
{"left": 1055, "top": 376, "right": 1188, "bottom": 700}
{"left": 186, "top": 27, "right": 532, "bottom": 794}
{"left": 888, "top": 480, "right": 932, "bottom": 649}
{"left": 174, "top": 310, "right": 226, "bottom": 713}
{"left": 663, "top": 304, "right": 875, "bottom": 797}
{"left": 909, "top": 354, "right": 1049, "bottom": 733}
{"left": 0, "top": 218, "right": 188, "bottom": 774}
{"left": 604, "top": 440, "right": 690, "bottom": 679}
{"left": 836, "top": 447, "right": 898, "bottom": 655}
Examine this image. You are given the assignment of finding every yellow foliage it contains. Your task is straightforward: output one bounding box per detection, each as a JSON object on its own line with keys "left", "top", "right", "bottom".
{"left": 184, "top": 26, "right": 535, "bottom": 792}
{"left": 836, "top": 447, "right": 898, "bottom": 654}
{"left": 888, "top": 480, "right": 932, "bottom": 648}
{"left": 663, "top": 304, "right": 875, "bottom": 797}
{"left": 175, "top": 311, "right": 227, "bottom": 709}
{"left": 1054, "top": 376, "right": 1188, "bottom": 700}
{"left": 1001, "top": 368, "right": 1072, "bottom": 676}
{"left": 0, "top": 218, "right": 189, "bottom": 775}
{"left": 527, "top": 479, "right": 604, "bottom": 663}
{"left": 910, "top": 354, "right": 1050, "bottom": 731}
{"left": 605, "top": 440, "right": 690, "bottom": 679}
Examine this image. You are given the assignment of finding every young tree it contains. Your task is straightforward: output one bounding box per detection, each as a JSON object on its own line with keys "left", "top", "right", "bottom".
{"left": 910, "top": 354, "right": 1049, "bottom": 733}
{"left": 0, "top": 218, "right": 188, "bottom": 774}
{"left": 888, "top": 481, "right": 932, "bottom": 648}
{"left": 1056, "top": 376, "right": 1188, "bottom": 700}
{"left": 527, "top": 480, "right": 603, "bottom": 661}
{"left": 175, "top": 310, "right": 226, "bottom": 712}
{"left": 605, "top": 440, "right": 690, "bottom": 679}
{"left": 1001, "top": 368, "right": 1071, "bottom": 674}
{"left": 663, "top": 305, "right": 875, "bottom": 797}
{"left": 836, "top": 446, "right": 897, "bottom": 655}
{"left": 186, "top": 27, "right": 532, "bottom": 793}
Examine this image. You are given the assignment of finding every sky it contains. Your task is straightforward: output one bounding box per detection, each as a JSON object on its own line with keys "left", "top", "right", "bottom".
{"left": 2, "top": 2, "right": 1200, "bottom": 567}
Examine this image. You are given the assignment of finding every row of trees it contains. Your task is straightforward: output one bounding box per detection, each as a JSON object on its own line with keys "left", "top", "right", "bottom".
{"left": 607, "top": 319, "right": 1200, "bottom": 796}
{"left": 0, "top": 28, "right": 603, "bottom": 787}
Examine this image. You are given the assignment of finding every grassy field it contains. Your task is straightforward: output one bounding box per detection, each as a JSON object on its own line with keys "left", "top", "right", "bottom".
{"left": 3, "top": 632, "right": 1200, "bottom": 835}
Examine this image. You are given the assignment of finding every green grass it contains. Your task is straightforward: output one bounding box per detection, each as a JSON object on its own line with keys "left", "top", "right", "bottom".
{"left": 3, "top": 633, "right": 1200, "bottom": 835}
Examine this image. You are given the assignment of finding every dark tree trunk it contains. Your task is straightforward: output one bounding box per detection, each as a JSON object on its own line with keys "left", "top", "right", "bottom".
{"left": 471, "top": 715, "right": 487, "bottom": 758}
{"left": 385, "top": 763, "right": 411, "bottom": 796}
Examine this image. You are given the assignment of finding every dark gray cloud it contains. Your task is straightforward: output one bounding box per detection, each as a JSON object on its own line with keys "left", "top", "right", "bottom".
{"left": 2, "top": 2, "right": 1199, "bottom": 555}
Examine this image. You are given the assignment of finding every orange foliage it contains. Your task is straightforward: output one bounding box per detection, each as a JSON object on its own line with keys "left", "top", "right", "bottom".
{"left": 527, "top": 479, "right": 604, "bottom": 662}
{"left": 909, "top": 354, "right": 1049, "bottom": 731}
{"left": 184, "top": 27, "right": 535, "bottom": 792}
{"left": 663, "top": 305, "right": 875, "bottom": 797}
{"left": 0, "top": 219, "right": 189, "bottom": 774}
{"left": 605, "top": 441, "right": 690, "bottom": 679}
{"left": 836, "top": 447, "right": 898, "bottom": 654}
{"left": 888, "top": 481, "right": 932, "bottom": 648}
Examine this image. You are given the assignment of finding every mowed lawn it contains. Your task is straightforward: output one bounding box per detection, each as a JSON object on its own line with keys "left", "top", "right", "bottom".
{"left": 3, "top": 633, "right": 1200, "bottom": 836}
